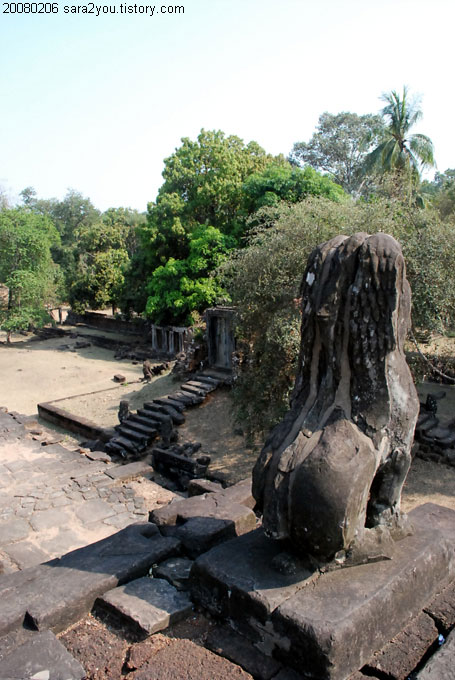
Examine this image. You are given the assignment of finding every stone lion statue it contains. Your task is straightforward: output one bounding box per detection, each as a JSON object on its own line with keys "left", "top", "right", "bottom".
{"left": 252, "top": 233, "right": 419, "bottom": 564}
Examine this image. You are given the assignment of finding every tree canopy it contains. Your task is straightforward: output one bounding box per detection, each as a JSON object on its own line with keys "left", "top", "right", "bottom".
{"left": 290, "top": 112, "right": 385, "bottom": 194}
{"left": 0, "top": 209, "right": 61, "bottom": 340}
{"left": 364, "top": 87, "right": 435, "bottom": 196}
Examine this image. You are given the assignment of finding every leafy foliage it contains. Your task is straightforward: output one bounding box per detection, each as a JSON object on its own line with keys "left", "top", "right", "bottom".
{"left": 221, "top": 197, "right": 455, "bottom": 437}
{"left": 0, "top": 209, "right": 61, "bottom": 339}
{"left": 138, "top": 129, "right": 344, "bottom": 324}
{"left": 145, "top": 225, "right": 233, "bottom": 325}
{"left": 290, "top": 112, "right": 385, "bottom": 194}
{"left": 364, "top": 88, "right": 435, "bottom": 200}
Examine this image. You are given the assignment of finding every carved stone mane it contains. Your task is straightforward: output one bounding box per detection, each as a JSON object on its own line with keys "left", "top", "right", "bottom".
{"left": 252, "top": 233, "right": 419, "bottom": 563}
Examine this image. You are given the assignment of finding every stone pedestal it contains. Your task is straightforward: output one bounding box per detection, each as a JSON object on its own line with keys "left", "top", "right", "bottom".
{"left": 191, "top": 504, "right": 455, "bottom": 680}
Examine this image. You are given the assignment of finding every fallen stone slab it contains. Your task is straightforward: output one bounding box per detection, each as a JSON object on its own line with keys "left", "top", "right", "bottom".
{"left": 215, "top": 478, "right": 255, "bottom": 509}
{"left": 206, "top": 625, "right": 282, "bottom": 680}
{"left": 152, "top": 492, "right": 255, "bottom": 530}
{"left": 129, "top": 637, "right": 254, "bottom": 679}
{"left": 0, "top": 629, "right": 85, "bottom": 680}
{"left": 188, "top": 478, "right": 223, "bottom": 496}
{"left": 84, "top": 450, "right": 112, "bottom": 463}
{"left": 96, "top": 576, "right": 192, "bottom": 637}
{"left": 417, "top": 628, "right": 455, "bottom": 679}
{"left": 153, "top": 557, "right": 193, "bottom": 591}
{"left": 0, "top": 523, "right": 179, "bottom": 637}
{"left": 105, "top": 461, "right": 152, "bottom": 481}
{"left": 113, "top": 374, "right": 126, "bottom": 382}
{"left": 192, "top": 504, "right": 455, "bottom": 680}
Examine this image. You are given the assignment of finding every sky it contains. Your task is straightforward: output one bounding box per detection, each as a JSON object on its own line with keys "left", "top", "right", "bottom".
{"left": 1, "top": 0, "right": 454, "bottom": 212}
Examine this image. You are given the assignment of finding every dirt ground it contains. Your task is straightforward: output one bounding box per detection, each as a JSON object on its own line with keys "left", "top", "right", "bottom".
{"left": 1, "top": 327, "right": 454, "bottom": 508}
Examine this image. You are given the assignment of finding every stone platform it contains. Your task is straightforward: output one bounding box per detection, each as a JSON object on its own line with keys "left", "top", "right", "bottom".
{"left": 191, "top": 503, "right": 455, "bottom": 680}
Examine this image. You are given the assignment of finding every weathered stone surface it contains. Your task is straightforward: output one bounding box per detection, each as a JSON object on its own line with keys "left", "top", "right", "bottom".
{"left": 97, "top": 576, "right": 192, "bottom": 636}
{"left": 0, "top": 629, "right": 85, "bottom": 679}
{"left": 188, "top": 478, "right": 223, "bottom": 496}
{"left": 271, "top": 505, "right": 455, "bottom": 680}
{"left": 192, "top": 504, "right": 455, "bottom": 680}
{"left": 424, "top": 578, "right": 455, "bottom": 633}
{"left": 0, "top": 518, "right": 31, "bottom": 547}
{"left": 0, "top": 523, "right": 179, "bottom": 636}
{"left": 363, "top": 612, "right": 439, "bottom": 680}
{"left": 74, "top": 499, "right": 115, "bottom": 524}
{"left": 206, "top": 625, "right": 282, "bottom": 680}
{"left": 417, "top": 628, "right": 455, "bottom": 679}
{"left": 178, "top": 514, "right": 255, "bottom": 558}
{"left": 4, "top": 541, "right": 50, "bottom": 569}
{"left": 151, "top": 492, "right": 256, "bottom": 557}
{"left": 129, "top": 637, "right": 254, "bottom": 679}
{"left": 105, "top": 461, "right": 152, "bottom": 481}
{"left": 216, "top": 478, "right": 255, "bottom": 509}
{"left": 253, "top": 233, "right": 419, "bottom": 562}
{"left": 154, "top": 557, "right": 193, "bottom": 590}
{"left": 191, "top": 527, "right": 318, "bottom": 624}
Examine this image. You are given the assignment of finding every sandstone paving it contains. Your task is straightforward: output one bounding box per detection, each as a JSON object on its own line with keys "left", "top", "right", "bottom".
{"left": 0, "top": 410, "right": 176, "bottom": 572}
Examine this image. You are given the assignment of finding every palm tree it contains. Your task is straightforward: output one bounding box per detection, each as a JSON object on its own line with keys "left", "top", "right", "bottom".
{"left": 364, "top": 87, "right": 435, "bottom": 195}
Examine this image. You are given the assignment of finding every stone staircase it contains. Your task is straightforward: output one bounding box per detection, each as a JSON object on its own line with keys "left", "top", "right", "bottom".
{"left": 105, "top": 374, "right": 221, "bottom": 459}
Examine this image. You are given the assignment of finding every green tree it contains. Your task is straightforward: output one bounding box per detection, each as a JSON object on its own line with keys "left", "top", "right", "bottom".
{"left": 242, "top": 163, "right": 344, "bottom": 215}
{"left": 145, "top": 129, "right": 277, "bottom": 270}
{"left": 145, "top": 224, "right": 233, "bottom": 325}
{"left": 69, "top": 210, "right": 140, "bottom": 314}
{"left": 0, "top": 209, "right": 61, "bottom": 341}
{"left": 290, "top": 112, "right": 385, "bottom": 194}
{"left": 422, "top": 169, "right": 455, "bottom": 218}
{"left": 364, "top": 87, "right": 435, "bottom": 197}
{"left": 221, "top": 196, "right": 455, "bottom": 437}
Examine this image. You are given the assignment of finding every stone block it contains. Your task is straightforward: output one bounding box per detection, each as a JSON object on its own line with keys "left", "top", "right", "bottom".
{"left": 424, "top": 578, "right": 455, "bottom": 634}
{"left": 4, "top": 541, "right": 50, "bottom": 569}
{"left": 206, "top": 625, "right": 282, "bottom": 680}
{"left": 363, "top": 612, "right": 439, "bottom": 680}
{"left": 75, "top": 499, "right": 115, "bottom": 524}
{"left": 97, "top": 576, "right": 192, "bottom": 636}
{"left": 417, "top": 628, "right": 455, "bottom": 679}
{"left": 188, "top": 478, "right": 223, "bottom": 496}
{"left": 0, "top": 629, "right": 85, "bottom": 679}
{"left": 0, "top": 518, "right": 31, "bottom": 546}
{"left": 154, "top": 557, "right": 193, "bottom": 590}
{"left": 192, "top": 504, "right": 455, "bottom": 680}
{"left": 272, "top": 505, "right": 455, "bottom": 680}
{"left": 191, "top": 527, "right": 318, "bottom": 624}
{"left": 0, "top": 523, "right": 180, "bottom": 637}
{"left": 129, "top": 637, "right": 254, "bottom": 679}
{"left": 105, "top": 461, "right": 152, "bottom": 481}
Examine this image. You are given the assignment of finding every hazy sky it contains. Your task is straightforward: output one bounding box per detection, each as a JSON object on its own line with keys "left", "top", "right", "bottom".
{"left": 1, "top": 0, "right": 454, "bottom": 211}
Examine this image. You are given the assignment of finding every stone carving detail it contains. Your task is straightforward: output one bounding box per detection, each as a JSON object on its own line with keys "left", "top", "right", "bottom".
{"left": 253, "top": 233, "right": 419, "bottom": 564}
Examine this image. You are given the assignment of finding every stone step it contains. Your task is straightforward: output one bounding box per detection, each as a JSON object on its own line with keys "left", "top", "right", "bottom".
{"left": 170, "top": 390, "right": 203, "bottom": 406}
{"left": 180, "top": 384, "right": 208, "bottom": 398}
{"left": 185, "top": 379, "right": 217, "bottom": 393}
{"left": 95, "top": 576, "right": 192, "bottom": 636}
{"left": 129, "top": 413, "right": 161, "bottom": 429}
{"left": 108, "top": 435, "right": 140, "bottom": 453}
{"left": 142, "top": 404, "right": 173, "bottom": 426}
{"left": 150, "top": 402, "right": 185, "bottom": 425}
{"left": 154, "top": 397, "right": 186, "bottom": 413}
{"left": 194, "top": 374, "right": 220, "bottom": 387}
{"left": 115, "top": 427, "right": 149, "bottom": 445}
{"left": 118, "top": 419, "right": 158, "bottom": 437}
